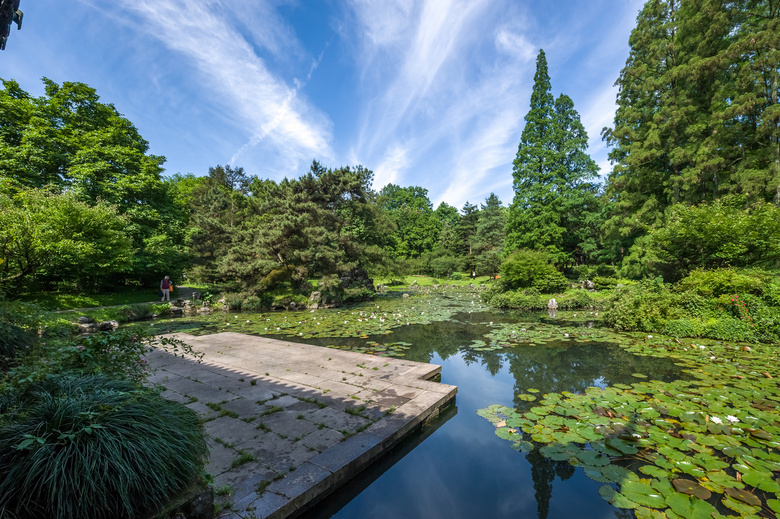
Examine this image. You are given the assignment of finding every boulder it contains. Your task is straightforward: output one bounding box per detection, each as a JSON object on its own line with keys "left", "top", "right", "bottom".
{"left": 192, "top": 291, "right": 202, "bottom": 300}
{"left": 402, "top": 293, "right": 410, "bottom": 299}
{"left": 77, "top": 316, "right": 94, "bottom": 324}
{"left": 547, "top": 298, "right": 558, "bottom": 310}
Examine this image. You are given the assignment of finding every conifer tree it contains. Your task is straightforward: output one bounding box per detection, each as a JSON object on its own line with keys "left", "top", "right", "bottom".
{"left": 506, "top": 50, "right": 600, "bottom": 265}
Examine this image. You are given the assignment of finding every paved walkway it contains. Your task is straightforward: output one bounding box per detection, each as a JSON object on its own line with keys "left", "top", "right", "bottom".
{"left": 147, "top": 332, "right": 457, "bottom": 519}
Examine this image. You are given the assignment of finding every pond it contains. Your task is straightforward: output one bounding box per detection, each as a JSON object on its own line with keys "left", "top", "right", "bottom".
{"left": 292, "top": 319, "right": 683, "bottom": 519}
{"left": 153, "top": 288, "right": 780, "bottom": 518}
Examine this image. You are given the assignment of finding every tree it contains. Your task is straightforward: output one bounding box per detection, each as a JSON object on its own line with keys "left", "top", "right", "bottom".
{"left": 0, "top": 78, "right": 191, "bottom": 285}
{"left": 602, "top": 0, "right": 780, "bottom": 253}
{"left": 378, "top": 184, "right": 441, "bottom": 258}
{"left": 456, "top": 201, "right": 480, "bottom": 272}
{"left": 219, "top": 162, "right": 386, "bottom": 291}
{"left": 0, "top": 187, "right": 132, "bottom": 293}
{"left": 473, "top": 193, "right": 506, "bottom": 277}
{"left": 506, "top": 50, "right": 600, "bottom": 266}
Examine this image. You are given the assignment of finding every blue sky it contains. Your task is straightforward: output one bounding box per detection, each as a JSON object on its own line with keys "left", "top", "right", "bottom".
{"left": 1, "top": 0, "right": 643, "bottom": 209}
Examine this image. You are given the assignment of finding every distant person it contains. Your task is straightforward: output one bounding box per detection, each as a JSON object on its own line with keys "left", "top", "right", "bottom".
{"left": 471, "top": 270, "right": 476, "bottom": 280}
{"left": 160, "top": 275, "right": 172, "bottom": 302}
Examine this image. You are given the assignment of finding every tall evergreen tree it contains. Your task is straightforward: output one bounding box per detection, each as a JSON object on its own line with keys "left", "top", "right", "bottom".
{"left": 602, "top": 0, "right": 780, "bottom": 253}
{"left": 506, "top": 50, "right": 600, "bottom": 265}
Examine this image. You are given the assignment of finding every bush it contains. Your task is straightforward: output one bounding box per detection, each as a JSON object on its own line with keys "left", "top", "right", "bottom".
{"left": 603, "top": 280, "right": 683, "bottom": 332}
{"left": 242, "top": 295, "right": 264, "bottom": 311}
{"left": 485, "top": 288, "right": 546, "bottom": 310}
{"left": 0, "top": 375, "right": 207, "bottom": 519}
{"left": 675, "top": 268, "right": 766, "bottom": 297}
{"left": 450, "top": 272, "right": 463, "bottom": 280}
{"left": 221, "top": 292, "right": 244, "bottom": 310}
{"left": 558, "top": 290, "right": 596, "bottom": 310}
{"left": 531, "top": 270, "right": 569, "bottom": 293}
{"left": 501, "top": 250, "right": 565, "bottom": 292}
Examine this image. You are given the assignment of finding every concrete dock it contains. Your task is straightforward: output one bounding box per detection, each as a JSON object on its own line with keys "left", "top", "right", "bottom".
{"left": 147, "top": 332, "right": 457, "bottom": 519}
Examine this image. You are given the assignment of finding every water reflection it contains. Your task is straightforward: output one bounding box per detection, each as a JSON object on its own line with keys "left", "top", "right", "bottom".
{"left": 287, "top": 316, "right": 682, "bottom": 519}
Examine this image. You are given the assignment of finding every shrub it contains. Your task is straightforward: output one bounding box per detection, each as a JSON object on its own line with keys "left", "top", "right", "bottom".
{"left": 450, "top": 272, "right": 463, "bottom": 280}
{"left": 603, "top": 279, "right": 683, "bottom": 332}
{"left": 501, "top": 250, "right": 564, "bottom": 291}
{"left": 531, "top": 270, "right": 569, "bottom": 293}
{"left": 221, "top": 292, "right": 244, "bottom": 310}
{"left": 242, "top": 295, "right": 264, "bottom": 311}
{"left": 0, "top": 375, "right": 208, "bottom": 519}
{"left": 558, "top": 290, "right": 596, "bottom": 310}
{"left": 675, "top": 268, "right": 765, "bottom": 297}
{"left": 486, "top": 288, "right": 546, "bottom": 310}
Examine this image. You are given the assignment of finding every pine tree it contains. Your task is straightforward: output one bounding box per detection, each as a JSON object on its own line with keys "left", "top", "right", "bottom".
{"left": 506, "top": 49, "right": 600, "bottom": 265}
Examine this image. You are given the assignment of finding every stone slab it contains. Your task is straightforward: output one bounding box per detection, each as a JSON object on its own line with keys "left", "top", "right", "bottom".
{"left": 150, "top": 332, "right": 457, "bottom": 519}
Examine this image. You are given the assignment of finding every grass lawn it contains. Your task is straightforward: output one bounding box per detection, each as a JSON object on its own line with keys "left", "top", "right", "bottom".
{"left": 19, "top": 287, "right": 175, "bottom": 311}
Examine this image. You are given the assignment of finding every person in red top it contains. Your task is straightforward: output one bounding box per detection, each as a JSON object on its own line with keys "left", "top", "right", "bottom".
{"left": 160, "top": 275, "right": 172, "bottom": 302}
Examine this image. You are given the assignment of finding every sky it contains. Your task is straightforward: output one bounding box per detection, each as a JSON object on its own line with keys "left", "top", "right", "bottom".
{"left": 1, "top": 0, "right": 644, "bottom": 209}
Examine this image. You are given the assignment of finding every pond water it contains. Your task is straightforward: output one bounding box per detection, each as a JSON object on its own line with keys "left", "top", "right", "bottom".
{"left": 279, "top": 311, "right": 683, "bottom": 519}
{"left": 154, "top": 289, "right": 779, "bottom": 518}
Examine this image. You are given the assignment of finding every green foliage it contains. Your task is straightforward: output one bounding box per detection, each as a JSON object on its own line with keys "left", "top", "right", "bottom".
{"left": 675, "top": 268, "right": 768, "bottom": 297}
{"left": 0, "top": 188, "right": 132, "bottom": 293}
{"left": 557, "top": 290, "right": 596, "bottom": 310}
{"left": 484, "top": 288, "right": 546, "bottom": 310}
{"left": 500, "top": 250, "right": 567, "bottom": 292}
{"left": 603, "top": 280, "right": 682, "bottom": 332}
{"left": 0, "top": 78, "right": 191, "bottom": 287}
{"left": 602, "top": 0, "right": 780, "bottom": 252}
{"left": 0, "top": 375, "right": 207, "bottom": 519}
{"left": 506, "top": 50, "right": 602, "bottom": 265}
{"left": 632, "top": 198, "right": 780, "bottom": 281}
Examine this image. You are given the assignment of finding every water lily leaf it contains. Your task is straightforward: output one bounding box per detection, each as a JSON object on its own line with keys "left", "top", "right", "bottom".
{"left": 527, "top": 388, "right": 540, "bottom": 393}
{"left": 495, "top": 427, "right": 520, "bottom": 441}
{"left": 634, "top": 506, "right": 668, "bottom": 519}
{"left": 606, "top": 438, "right": 639, "bottom": 455}
{"left": 621, "top": 481, "right": 666, "bottom": 508}
{"left": 599, "top": 485, "right": 639, "bottom": 509}
{"left": 747, "top": 428, "right": 772, "bottom": 440}
{"left": 741, "top": 469, "right": 780, "bottom": 492}
{"left": 724, "top": 487, "right": 761, "bottom": 507}
{"left": 510, "top": 441, "right": 534, "bottom": 453}
{"left": 632, "top": 373, "right": 648, "bottom": 379}
{"left": 517, "top": 393, "right": 537, "bottom": 402}
{"left": 672, "top": 479, "right": 711, "bottom": 500}
{"left": 639, "top": 465, "right": 668, "bottom": 478}
{"left": 721, "top": 495, "right": 760, "bottom": 515}
{"left": 666, "top": 492, "right": 717, "bottom": 519}
{"left": 576, "top": 450, "right": 611, "bottom": 467}
{"left": 767, "top": 499, "right": 780, "bottom": 514}
{"left": 540, "top": 444, "right": 578, "bottom": 461}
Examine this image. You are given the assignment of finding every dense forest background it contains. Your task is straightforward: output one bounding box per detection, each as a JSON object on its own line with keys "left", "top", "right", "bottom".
{"left": 0, "top": 0, "right": 778, "bottom": 300}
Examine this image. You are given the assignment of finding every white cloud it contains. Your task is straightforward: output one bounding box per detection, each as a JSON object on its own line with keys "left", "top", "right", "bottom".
{"left": 92, "top": 0, "right": 333, "bottom": 175}
{"left": 495, "top": 29, "right": 535, "bottom": 62}
{"left": 373, "top": 143, "right": 410, "bottom": 188}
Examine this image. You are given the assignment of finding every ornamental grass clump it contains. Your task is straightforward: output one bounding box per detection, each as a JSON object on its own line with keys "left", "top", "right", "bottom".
{"left": 0, "top": 374, "right": 208, "bottom": 519}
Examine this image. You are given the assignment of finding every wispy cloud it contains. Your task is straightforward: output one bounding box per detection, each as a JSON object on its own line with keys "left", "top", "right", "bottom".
{"left": 90, "top": 0, "right": 333, "bottom": 175}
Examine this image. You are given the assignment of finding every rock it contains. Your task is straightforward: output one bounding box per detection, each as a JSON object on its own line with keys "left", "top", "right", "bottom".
{"left": 77, "top": 323, "right": 98, "bottom": 334}
{"left": 547, "top": 298, "right": 558, "bottom": 310}
{"left": 402, "top": 293, "right": 410, "bottom": 299}
{"left": 309, "top": 291, "right": 321, "bottom": 301}
{"left": 289, "top": 301, "right": 297, "bottom": 310}
{"left": 582, "top": 279, "right": 595, "bottom": 290}
{"left": 98, "top": 320, "right": 119, "bottom": 331}
{"left": 307, "top": 303, "right": 319, "bottom": 310}
{"left": 170, "top": 307, "right": 183, "bottom": 316}
{"left": 77, "top": 316, "right": 94, "bottom": 324}
{"left": 480, "top": 283, "right": 485, "bottom": 288}
{"left": 198, "top": 306, "right": 212, "bottom": 314}
{"left": 192, "top": 291, "right": 202, "bottom": 300}
{"left": 184, "top": 489, "right": 214, "bottom": 519}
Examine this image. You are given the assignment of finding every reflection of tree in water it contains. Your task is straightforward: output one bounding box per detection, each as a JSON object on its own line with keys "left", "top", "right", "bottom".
{"left": 505, "top": 342, "right": 682, "bottom": 408}
{"left": 526, "top": 446, "right": 575, "bottom": 519}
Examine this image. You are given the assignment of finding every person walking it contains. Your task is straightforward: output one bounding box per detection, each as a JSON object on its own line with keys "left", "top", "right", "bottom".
{"left": 160, "top": 275, "right": 172, "bottom": 302}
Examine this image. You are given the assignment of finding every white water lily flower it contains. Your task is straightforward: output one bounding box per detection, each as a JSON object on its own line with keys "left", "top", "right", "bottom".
{"left": 647, "top": 335, "right": 653, "bottom": 339}
{"left": 698, "top": 345, "right": 706, "bottom": 350}
{"left": 726, "top": 415, "right": 739, "bottom": 423}
{"left": 710, "top": 416, "right": 723, "bottom": 424}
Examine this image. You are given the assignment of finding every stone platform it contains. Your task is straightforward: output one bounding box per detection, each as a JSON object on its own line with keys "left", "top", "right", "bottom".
{"left": 147, "top": 332, "right": 457, "bottom": 519}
